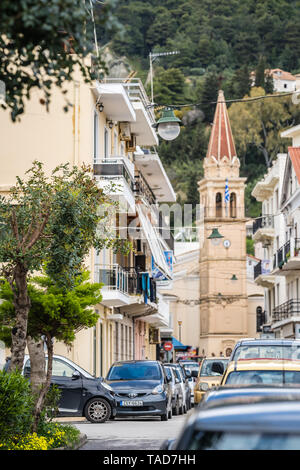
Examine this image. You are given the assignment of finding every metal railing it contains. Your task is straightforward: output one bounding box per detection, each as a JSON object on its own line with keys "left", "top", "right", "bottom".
{"left": 134, "top": 171, "right": 157, "bottom": 206}
{"left": 273, "top": 299, "right": 300, "bottom": 322}
{"left": 93, "top": 157, "right": 135, "bottom": 188}
{"left": 96, "top": 264, "right": 157, "bottom": 302}
{"left": 253, "top": 215, "right": 274, "bottom": 235}
{"left": 273, "top": 238, "right": 300, "bottom": 269}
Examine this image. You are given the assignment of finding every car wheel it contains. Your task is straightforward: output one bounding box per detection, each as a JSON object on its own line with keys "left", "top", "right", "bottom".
{"left": 161, "top": 407, "right": 169, "bottom": 421}
{"left": 84, "top": 398, "right": 111, "bottom": 423}
{"left": 183, "top": 404, "right": 187, "bottom": 414}
{"left": 179, "top": 404, "right": 183, "bottom": 415}
{"left": 168, "top": 406, "right": 172, "bottom": 419}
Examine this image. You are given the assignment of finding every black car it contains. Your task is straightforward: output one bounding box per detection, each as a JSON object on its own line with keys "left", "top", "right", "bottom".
{"left": 161, "top": 393, "right": 300, "bottom": 450}
{"left": 22, "top": 354, "right": 116, "bottom": 423}
{"left": 105, "top": 360, "right": 173, "bottom": 421}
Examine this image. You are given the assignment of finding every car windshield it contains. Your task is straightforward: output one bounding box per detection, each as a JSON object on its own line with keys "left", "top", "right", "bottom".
{"left": 200, "top": 359, "right": 229, "bottom": 377}
{"left": 233, "top": 345, "right": 300, "bottom": 360}
{"left": 188, "top": 431, "right": 300, "bottom": 450}
{"left": 225, "top": 370, "right": 300, "bottom": 385}
{"left": 107, "top": 363, "right": 161, "bottom": 381}
{"left": 183, "top": 364, "right": 199, "bottom": 372}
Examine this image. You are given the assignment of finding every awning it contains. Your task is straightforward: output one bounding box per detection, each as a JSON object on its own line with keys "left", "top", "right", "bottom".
{"left": 136, "top": 204, "right": 172, "bottom": 280}
{"left": 172, "top": 337, "right": 191, "bottom": 351}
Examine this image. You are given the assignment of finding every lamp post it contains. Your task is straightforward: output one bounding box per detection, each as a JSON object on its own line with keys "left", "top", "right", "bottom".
{"left": 153, "top": 107, "right": 182, "bottom": 141}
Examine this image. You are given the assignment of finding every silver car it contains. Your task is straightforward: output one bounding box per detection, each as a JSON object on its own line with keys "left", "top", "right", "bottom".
{"left": 164, "top": 365, "right": 184, "bottom": 415}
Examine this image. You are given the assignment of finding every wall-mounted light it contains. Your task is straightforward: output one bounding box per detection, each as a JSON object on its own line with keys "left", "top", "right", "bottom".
{"left": 207, "top": 228, "right": 224, "bottom": 246}
{"left": 107, "top": 120, "right": 114, "bottom": 129}
{"left": 231, "top": 274, "right": 238, "bottom": 281}
{"left": 96, "top": 101, "right": 104, "bottom": 112}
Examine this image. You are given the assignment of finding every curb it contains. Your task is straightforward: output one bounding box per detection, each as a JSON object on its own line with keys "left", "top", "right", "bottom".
{"left": 53, "top": 433, "right": 87, "bottom": 451}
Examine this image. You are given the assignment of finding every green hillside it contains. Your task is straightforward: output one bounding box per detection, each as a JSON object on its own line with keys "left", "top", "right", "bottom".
{"left": 99, "top": 0, "right": 300, "bottom": 218}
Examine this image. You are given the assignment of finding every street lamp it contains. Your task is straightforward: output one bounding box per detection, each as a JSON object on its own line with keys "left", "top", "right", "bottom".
{"left": 153, "top": 107, "right": 182, "bottom": 141}
{"left": 207, "top": 227, "right": 224, "bottom": 246}
{"left": 178, "top": 320, "right": 182, "bottom": 343}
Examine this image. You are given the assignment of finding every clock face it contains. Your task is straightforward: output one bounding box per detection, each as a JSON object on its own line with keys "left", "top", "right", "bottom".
{"left": 224, "top": 239, "right": 231, "bottom": 248}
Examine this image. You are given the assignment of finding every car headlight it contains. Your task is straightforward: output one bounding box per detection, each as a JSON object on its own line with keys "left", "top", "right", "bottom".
{"left": 152, "top": 385, "right": 164, "bottom": 395}
{"left": 200, "top": 382, "right": 209, "bottom": 392}
{"left": 101, "top": 382, "right": 115, "bottom": 394}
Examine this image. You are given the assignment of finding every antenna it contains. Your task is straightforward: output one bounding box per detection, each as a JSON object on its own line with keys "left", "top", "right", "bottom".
{"left": 149, "top": 50, "right": 180, "bottom": 105}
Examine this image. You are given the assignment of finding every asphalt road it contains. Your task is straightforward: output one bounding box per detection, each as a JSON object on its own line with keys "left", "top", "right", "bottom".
{"left": 62, "top": 412, "right": 192, "bottom": 450}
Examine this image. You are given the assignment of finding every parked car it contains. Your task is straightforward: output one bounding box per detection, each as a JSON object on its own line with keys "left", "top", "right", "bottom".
{"left": 105, "top": 360, "right": 173, "bottom": 421}
{"left": 220, "top": 358, "right": 300, "bottom": 386}
{"left": 22, "top": 354, "right": 116, "bottom": 423}
{"left": 164, "top": 365, "right": 184, "bottom": 415}
{"left": 180, "top": 361, "right": 200, "bottom": 406}
{"left": 193, "top": 357, "right": 229, "bottom": 404}
{"left": 161, "top": 396, "right": 300, "bottom": 450}
{"left": 230, "top": 338, "right": 300, "bottom": 361}
{"left": 165, "top": 363, "right": 190, "bottom": 413}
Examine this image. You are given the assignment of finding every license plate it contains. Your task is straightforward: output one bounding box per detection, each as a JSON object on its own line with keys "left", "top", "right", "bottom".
{"left": 120, "top": 400, "right": 143, "bottom": 407}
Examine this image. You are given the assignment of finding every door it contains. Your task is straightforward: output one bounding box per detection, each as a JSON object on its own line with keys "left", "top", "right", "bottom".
{"left": 50, "top": 358, "right": 83, "bottom": 414}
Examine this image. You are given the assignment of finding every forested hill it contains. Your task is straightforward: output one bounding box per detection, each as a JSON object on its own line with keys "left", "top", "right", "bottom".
{"left": 99, "top": 0, "right": 300, "bottom": 218}
{"left": 107, "top": 0, "right": 300, "bottom": 75}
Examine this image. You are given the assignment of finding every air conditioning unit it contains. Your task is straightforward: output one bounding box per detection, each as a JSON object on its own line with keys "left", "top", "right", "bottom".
{"left": 126, "top": 134, "right": 136, "bottom": 152}
{"left": 119, "top": 122, "right": 131, "bottom": 141}
{"left": 149, "top": 328, "right": 160, "bottom": 344}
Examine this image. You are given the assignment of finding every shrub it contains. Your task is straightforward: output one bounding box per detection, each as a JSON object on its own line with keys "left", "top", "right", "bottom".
{"left": 0, "top": 370, "right": 34, "bottom": 440}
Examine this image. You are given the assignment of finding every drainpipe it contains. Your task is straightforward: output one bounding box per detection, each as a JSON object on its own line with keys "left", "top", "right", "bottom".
{"left": 73, "top": 80, "right": 80, "bottom": 166}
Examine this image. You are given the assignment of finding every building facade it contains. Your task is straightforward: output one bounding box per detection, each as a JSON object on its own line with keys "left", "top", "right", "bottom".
{"left": 0, "top": 64, "right": 175, "bottom": 375}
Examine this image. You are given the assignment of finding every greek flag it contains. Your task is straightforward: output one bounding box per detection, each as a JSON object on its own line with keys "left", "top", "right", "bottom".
{"left": 225, "top": 178, "right": 230, "bottom": 204}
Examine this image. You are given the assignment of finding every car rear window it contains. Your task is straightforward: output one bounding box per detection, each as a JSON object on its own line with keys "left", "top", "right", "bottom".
{"left": 200, "top": 359, "right": 229, "bottom": 376}
{"left": 225, "top": 370, "right": 300, "bottom": 385}
{"left": 232, "top": 345, "right": 300, "bottom": 361}
{"left": 107, "top": 363, "right": 162, "bottom": 380}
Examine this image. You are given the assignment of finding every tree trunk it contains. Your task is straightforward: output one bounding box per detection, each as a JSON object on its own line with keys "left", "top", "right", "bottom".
{"left": 27, "top": 336, "right": 46, "bottom": 396}
{"left": 32, "top": 333, "right": 54, "bottom": 432}
{"left": 9, "top": 264, "right": 31, "bottom": 372}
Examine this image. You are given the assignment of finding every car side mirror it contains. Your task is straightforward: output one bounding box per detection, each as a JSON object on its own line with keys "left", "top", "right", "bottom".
{"left": 191, "top": 370, "right": 198, "bottom": 378}
{"left": 165, "top": 374, "right": 172, "bottom": 383}
{"left": 175, "top": 378, "right": 180, "bottom": 384}
{"left": 72, "top": 370, "right": 81, "bottom": 380}
{"left": 211, "top": 361, "right": 224, "bottom": 375}
{"left": 185, "top": 370, "right": 192, "bottom": 378}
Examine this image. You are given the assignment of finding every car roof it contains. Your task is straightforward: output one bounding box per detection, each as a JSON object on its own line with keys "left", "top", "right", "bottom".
{"left": 191, "top": 399, "right": 300, "bottom": 433}
{"left": 201, "top": 357, "right": 229, "bottom": 361}
{"left": 226, "top": 359, "right": 300, "bottom": 372}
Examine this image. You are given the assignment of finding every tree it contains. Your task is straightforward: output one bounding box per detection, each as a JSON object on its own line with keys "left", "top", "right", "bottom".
{"left": 255, "top": 55, "right": 267, "bottom": 88}
{"left": 200, "top": 70, "right": 220, "bottom": 123}
{"left": 0, "top": 161, "right": 129, "bottom": 372}
{"left": 0, "top": 0, "right": 117, "bottom": 120}
{"left": 0, "top": 270, "right": 102, "bottom": 430}
{"left": 228, "top": 87, "right": 300, "bottom": 168}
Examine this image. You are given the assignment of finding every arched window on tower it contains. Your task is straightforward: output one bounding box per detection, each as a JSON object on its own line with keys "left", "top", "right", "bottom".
{"left": 230, "top": 193, "right": 237, "bottom": 218}
{"left": 216, "top": 193, "right": 222, "bottom": 217}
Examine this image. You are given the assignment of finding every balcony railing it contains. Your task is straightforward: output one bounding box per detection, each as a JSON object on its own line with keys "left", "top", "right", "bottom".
{"left": 254, "top": 259, "right": 272, "bottom": 280}
{"left": 96, "top": 264, "right": 157, "bottom": 302}
{"left": 253, "top": 215, "right": 274, "bottom": 235}
{"left": 93, "top": 157, "right": 134, "bottom": 189}
{"left": 273, "top": 238, "right": 300, "bottom": 270}
{"left": 134, "top": 171, "right": 157, "bottom": 206}
{"left": 273, "top": 299, "right": 300, "bottom": 322}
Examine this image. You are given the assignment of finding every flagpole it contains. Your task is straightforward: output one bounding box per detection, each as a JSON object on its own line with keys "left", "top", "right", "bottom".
{"left": 225, "top": 178, "right": 229, "bottom": 217}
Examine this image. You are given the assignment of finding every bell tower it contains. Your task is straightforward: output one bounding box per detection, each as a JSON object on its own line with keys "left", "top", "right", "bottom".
{"left": 198, "top": 90, "right": 248, "bottom": 358}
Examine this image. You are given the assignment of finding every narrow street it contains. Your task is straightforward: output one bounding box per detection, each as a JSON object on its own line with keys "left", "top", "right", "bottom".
{"left": 59, "top": 413, "right": 191, "bottom": 450}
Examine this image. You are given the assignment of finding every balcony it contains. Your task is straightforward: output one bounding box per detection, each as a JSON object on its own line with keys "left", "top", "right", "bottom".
{"left": 273, "top": 238, "right": 300, "bottom": 275}
{"left": 254, "top": 259, "right": 275, "bottom": 288}
{"left": 252, "top": 215, "right": 274, "bottom": 243}
{"left": 272, "top": 299, "right": 300, "bottom": 322}
{"left": 97, "top": 264, "right": 157, "bottom": 310}
{"left": 93, "top": 157, "right": 135, "bottom": 213}
{"left": 96, "top": 264, "right": 138, "bottom": 307}
{"left": 134, "top": 170, "right": 157, "bottom": 207}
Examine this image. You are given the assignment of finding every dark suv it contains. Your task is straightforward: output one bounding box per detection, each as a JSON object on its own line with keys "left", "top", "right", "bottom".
{"left": 22, "top": 354, "right": 117, "bottom": 423}
{"left": 105, "top": 360, "right": 173, "bottom": 421}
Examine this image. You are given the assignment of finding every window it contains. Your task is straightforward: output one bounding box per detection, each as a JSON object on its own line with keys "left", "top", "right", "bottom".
{"left": 230, "top": 193, "right": 237, "bottom": 218}
{"left": 216, "top": 193, "right": 222, "bottom": 217}
{"left": 52, "top": 358, "right": 75, "bottom": 377}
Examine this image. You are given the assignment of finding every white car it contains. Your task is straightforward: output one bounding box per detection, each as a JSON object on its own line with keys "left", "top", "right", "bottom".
{"left": 180, "top": 362, "right": 200, "bottom": 405}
